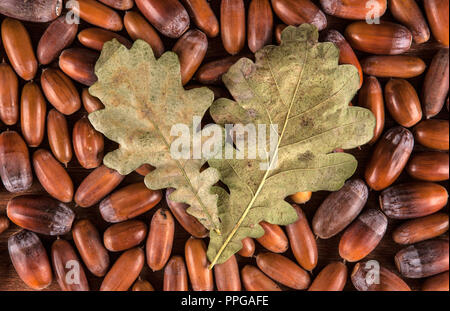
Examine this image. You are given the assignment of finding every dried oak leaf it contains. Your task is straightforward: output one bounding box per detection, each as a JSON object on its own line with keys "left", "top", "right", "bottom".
{"left": 207, "top": 25, "right": 376, "bottom": 266}
{"left": 88, "top": 39, "right": 221, "bottom": 231}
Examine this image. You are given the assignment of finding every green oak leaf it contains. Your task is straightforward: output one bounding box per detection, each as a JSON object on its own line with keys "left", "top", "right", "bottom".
{"left": 88, "top": 39, "right": 221, "bottom": 232}
{"left": 207, "top": 24, "right": 376, "bottom": 266}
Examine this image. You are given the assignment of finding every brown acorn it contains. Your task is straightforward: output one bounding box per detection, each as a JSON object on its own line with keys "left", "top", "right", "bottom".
{"left": 424, "top": 0, "right": 449, "bottom": 46}
{"left": 395, "top": 239, "right": 449, "bottom": 278}
{"left": 69, "top": 0, "right": 123, "bottom": 31}
{"left": 345, "top": 21, "right": 412, "bottom": 55}
{"left": 164, "top": 256, "right": 189, "bottom": 291}
{"left": 237, "top": 237, "right": 256, "bottom": 257}
{"left": 214, "top": 255, "right": 241, "bottom": 291}
{"left": 20, "top": 82, "right": 46, "bottom": 147}
{"left": 0, "top": 131, "right": 33, "bottom": 193}
{"left": 146, "top": 208, "right": 174, "bottom": 271}
{"left": 221, "top": 0, "right": 246, "bottom": 55}
{"left": 181, "top": 0, "right": 219, "bottom": 38}
{"left": 104, "top": 220, "right": 148, "bottom": 252}
{"left": 358, "top": 76, "right": 384, "bottom": 144}
{"left": 406, "top": 152, "right": 449, "bottom": 182}
{"left": 73, "top": 117, "right": 104, "bottom": 169}
{"left": 33, "top": 149, "right": 74, "bottom": 203}
{"left": 271, "top": 0, "right": 327, "bottom": 31}
{"left": 393, "top": 213, "right": 449, "bottom": 245}
{"left": 241, "top": 265, "right": 281, "bottom": 291}
{"left": 98, "top": 0, "right": 134, "bottom": 10}
{"left": 275, "top": 24, "right": 287, "bottom": 44}
{"left": 313, "top": 179, "right": 368, "bottom": 239}
{"left": 389, "top": 0, "right": 430, "bottom": 44}
{"left": 135, "top": 163, "right": 155, "bottom": 176}
{"left": 365, "top": 127, "right": 414, "bottom": 190}
{"left": 0, "top": 61, "right": 19, "bottom": 126}
{"left": 37, "top": 15, "right": 78, "bottom": 65}
{"left": 414, "top": 119, "right": 449, "bottom": 150}
{"left": 422, "top": 272, "right": 449, "bottom": 291}
{"left": 185, "top": 237, "right": 214, "bottom": 291}
{"left": 385, "top": 79, "right": 422, "bottom": 128}
{"left": 78, "top": 28, "right": 132, "bottom": 51}
{"left": 59, "top": 48, "right": 99, "bottom": 86}
{"left": 248, "top": 0, "right": 273, "bottom": 53}
{"left": 47, "top": 109, "right": 72, "bottom": 165}
{"left": 135, "top": 0, "right": 190, "bottom": 38}
{"left": 380, "top": 182, "right": 448, "bottom": 219}
{"left": 1, "top": 18, "right": 38, "bottom": 81}
{"left": 0, "top": 216, "right": 9, "bottom": 235}
{"left": 308, "top": 262, "right": 347, "bottom": 291}
{"left": 256, "top": 221, "right": 289, "bottom": 253}
{"left": 124, "top": 11, "right": 165, "bottom": 57}
{"left": 195, "top": 56, "right": 241, "bottom": 85}
{"left": 41, "top": 68, "right": 81, "bottom": 115}
{"left": 422, "top": 49, "right": 449, "bottom": 118}
{"left": 320, "top": 0, "right": 387, "bottom": 20}
{"left": 173, "top": 29, "right": 208, "bottom": 85}
{"left": 132, "top": 279, "right": 154, "bottom": 291}
{"left": 351, "top": 261, "right": 411, "bottom": 291}
{"left": 361, "top": 55, "right": 426, "bottom": 78}
{"left": 0, "top": 0, "right": 62, "bottom": 23}
{"left": 7, "top": 195, "right": 75, "bottom": 236}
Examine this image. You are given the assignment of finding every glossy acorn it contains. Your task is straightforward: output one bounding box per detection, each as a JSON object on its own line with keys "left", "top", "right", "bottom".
{"left": 166, "top": 188, "right": 208, "bottom": 238}
{"left": 185, "top": 237, "right": 214, "bottom": 291}
{"left": 286, "top": 204, "right": 317, "bottom": 271}
{"left": 73, "top": 117, "right": 104, "bottom": 169}
{"left": 78, "top": 28, "right": 132, "bottom": 51}
{"left": 351, "top": 261, "right": 411, "bottom": 291}
{"left": 271, "top": 0, "right": 327, "bottom": 31}
{"left": 173, "top": 29, "right": 208, "bottom": 85}
{"left": 8, "top": 230, "right": 52, "bottom": 290}
{"left": 104, "top": 220, "right": 148, "bottom": 252}
{"left": 40, "top": 68, "right": 81, "bottom": 115}
{"left": 164, "top": 256, "right": 189, "bottom": 291}
{"left": 195, "top": 56, "right": 241, "bottom": 85}
{"left": 361, "top": 55, "right": 426, "bottom": 78}
{"left": 389, "top": 0, "right": 430, "bottom": 44}
{"left": 256, "top": 221, "right": 289, "bottom": 253}
{"left": 33, "top": 149, "right": 74, "bottom": 203}
{"left": 181, "top": 0, "right": 219, "bottom": 38}
{"left": 1, "top": 18, "right": 38, "bottom": 81}
{"left": 237, "top": 237, "right": 256, "bottom": 257}
{"left": 132, "top": 279, "right": 154, "bottom": 291}
{"left": 308, "top": 262, "right": 347, "bottom": 291}
{"left": 320, "top": 0, "right": 387, "bottom": 20}
{"left": 0, "top": 62, "right": 19, "bottom": 126}
{"left": 59, "top": 48, "right": 99, "bottom": 86}
{"left": 135, "top": 0, "right": 190, "bottom": 38}
{"left": 406, "top": 152, "right": 449, "bottom": 182}
{"left": 414, "top": 119, "right": 449, "bottom": 150}
{"left": 135, "top": 163, "right": 154, "bottom": 176}
{"left": 241, "top": 265, "right": 281, "bottom": 291}
{"left": 221, "top": 0, "right": 246, "bottom": 55}
{"left": 0, "top": 216, "right": 9, "bottom": 235}
{"left": 339, "top": 209, "right": 388, "bottom": 262}
{"left": 7, "top": 195, "right": 75, "bottom": 236}
{"left": 124, "top": 11, "right": 165, "bottom": 57}
{"left": 422, "top": 49, "right": 449, "bottom": 118}
{"left": 98, "top": 0, "right": 134, "bottom": 10}
{"left": 37, "top": 14, "right": 78, "bottom": 65}
{"left": 290, "top": 191, "right": 312, "bottom": 204}
{"left": 47, "top": 109, "right": 72, "bottom": 165}
{"left": 424, "top": 0, "right": 449, "bottom": 46}
{"left": 313, "top": 179, "right": 368, "bottom": 239}
{"left": 385, "top": 79, "right": 422, "bottom": 128}
{"left": 100, "top": 248, "right": 145, "bottom": 291}
{"left": 72, "top": 219, "right": 110, "bottom": 277}
{"left": 51, "top": 239, "right": 90, "bottom": 291}
{"left": 0, "top": 0, "right": 62, "bottom": 23}
{"left": 82, "top": 89, "right": 105, "bottom": 113}
{"left": 345, "top": 21, "right": 412, "bottom": 55}
{"left": 365, "top": 127, "right": 414, "bottom": 190}
{"left": 70, "top": 0, "right": 123, "bottom": 31}
{"left": 422, "top": 271, "right": 449, "bottom": 291}
{"left": 99, "top": 182, "right": 162, "bottom": 222}
{"left": 214, "top": 255, "right": 241, "bottom": 291}
{"left": 256, "top": 253, "right": 310, "bottom": 290}
{"left": 248, "top": 0, "right": 273, "bottom": 53}
{"left": 395, "top": 239, "right": 449, "bottom": 278}
{"left": 393, "top": 213, "right": 449, "bottom": 245}
{"left": 146, "top": 208, "right": 174, "bottom": 271}
{"left": 322, "top": 29, "right": 363, "bottom": 87}
{"left": 380, "top": 182, "right": 448, "bottom": 219}
{"left": 0, "top": 131, "right": 33, "bottom": 193}
{"left": 20, "top": 82, "right": 46, "bottom": 147}
{"left": 75, "top": 165, "right": 125, "bottom": 208}
{"left": 358, "top": 76, "right": 384, "bottom": 144}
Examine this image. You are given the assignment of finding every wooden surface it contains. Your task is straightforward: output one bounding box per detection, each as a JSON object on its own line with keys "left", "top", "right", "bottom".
{"left": 0, "top": 0, "right": 448, "bottom": 291}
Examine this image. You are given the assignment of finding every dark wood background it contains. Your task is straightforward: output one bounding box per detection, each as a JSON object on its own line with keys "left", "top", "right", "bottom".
{"left": 0, "top": 0, "right": 448, "bottom": 291}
